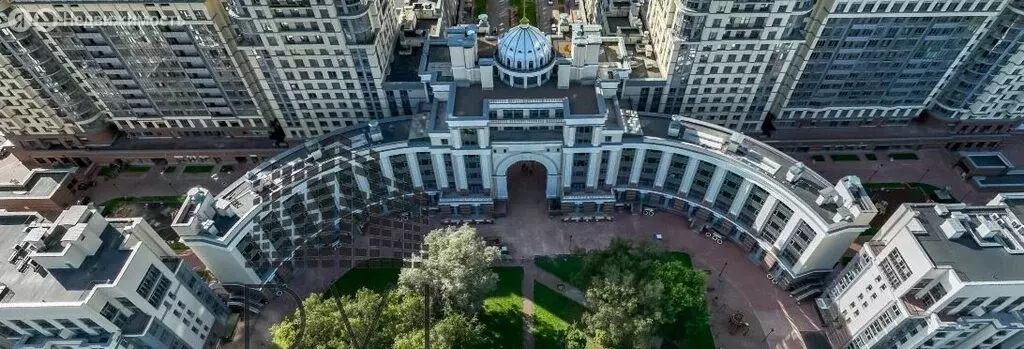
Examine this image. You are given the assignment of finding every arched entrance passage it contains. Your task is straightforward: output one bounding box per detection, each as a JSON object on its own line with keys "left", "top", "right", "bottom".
{"left": 504, "top": 161, "right": 548, "bottom": 217}
{"left": 493, "top": 152, "right": 560, "bottom": 200}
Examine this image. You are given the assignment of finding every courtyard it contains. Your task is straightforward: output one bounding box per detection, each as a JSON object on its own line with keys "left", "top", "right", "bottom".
{"left": 225, "top": 203, "right": 824, "bottom": 349}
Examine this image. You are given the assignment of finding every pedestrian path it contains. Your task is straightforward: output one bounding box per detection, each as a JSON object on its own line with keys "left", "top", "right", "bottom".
{"left": 522, "top": 265, "right": 536, "bottom": 349}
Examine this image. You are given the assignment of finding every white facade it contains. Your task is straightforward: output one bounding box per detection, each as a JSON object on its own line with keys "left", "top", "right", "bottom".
{"left": 820, "top": 193, "right": 1024, "bottom": 349}
{"left": 0, "top": 207, "right": 228, "bottom": 349}
{"left": 180, "top": 23, "right": 876, "bottom": 296}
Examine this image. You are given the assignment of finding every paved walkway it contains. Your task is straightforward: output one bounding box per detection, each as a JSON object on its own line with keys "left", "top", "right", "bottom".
{"left": 85, "top": 163, "right": 251, "bottom": 203}
{"left": 522, "top": 265, "right": 537, "bottom": 349}
{"left": 794, "top": 148, "right": 995, "bottom": 204}
{"left": 529, "top": 262, "right": 587, "bottom": 305}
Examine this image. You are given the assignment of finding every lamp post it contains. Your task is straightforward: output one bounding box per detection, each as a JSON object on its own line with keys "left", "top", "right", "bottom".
{"left": 763, "top": 328, "right": 775, "bottom": 343}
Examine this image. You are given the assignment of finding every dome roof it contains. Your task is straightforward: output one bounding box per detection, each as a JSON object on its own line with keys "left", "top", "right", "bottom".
{"left": 497, "top": 23, "right": 553, "bottom": 72}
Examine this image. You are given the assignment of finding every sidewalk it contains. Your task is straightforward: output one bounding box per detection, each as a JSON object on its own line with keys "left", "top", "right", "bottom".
{"left": 85, "top": 163, "right": 251, "bottom": 203}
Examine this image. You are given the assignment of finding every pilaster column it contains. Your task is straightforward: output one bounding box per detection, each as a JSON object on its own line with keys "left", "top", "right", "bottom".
{"left": 564, "top": 126, "right": 577, "bottom": 147}
{"left": 729, "top": 180, "right": 753, "bottom": 216}
{"left": 679, "top": 158, "right": 699, "bottom": 194}
{"left": 628, "top": 148, "right": 645, "bottom": 184}
{"left": 481, "top": 153, "right": 492, "bottom": 190}
{"left": 479, "top": 127, "right": 490, "bottom": 148}
{"left": 406, "top": 153, "right": 423, "bottom": 188}
{"left": 562, "top": 151, "right": 573, "bottom": 188}
{"left": 454, "top": 154, "right": 468, "bottom": 190}
{"left": 432, "top": 153, "right": 449, "bottom": 190}
{"left": 753, "top": 196, "right": 780, "bottom": 232}
{"left": 604, "top": 149, "right": 621, "bottom": 186}
{"left": 450, "top": 129, "right": 462, "bottom": 149}
{"left": 703, "top": 167, "right": 727, "bottom": 204}
{"left": 380, "top": 153, "right": 396, "bottom": 192}
{"left": 654, "top": 151, "right": 672, "bottom": 189}
{"left": 586, "top": 151, "right": 600, "bottom": 188}
{"left": 591, "top": 127, "right": 602, "bottom": 146}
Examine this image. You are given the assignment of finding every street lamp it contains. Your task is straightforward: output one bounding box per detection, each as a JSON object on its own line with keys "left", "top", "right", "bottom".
{"left": 762, "top": 328, "right": 775, "bottom": 343}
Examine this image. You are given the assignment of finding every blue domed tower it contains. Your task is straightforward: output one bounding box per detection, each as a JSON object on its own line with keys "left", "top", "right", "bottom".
{"left": 495, "top": 22, "right": 556, "bottom": 88}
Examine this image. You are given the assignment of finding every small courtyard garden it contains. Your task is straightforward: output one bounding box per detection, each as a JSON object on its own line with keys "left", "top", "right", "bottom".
{"left": 271, "top": 230, "right": 715, "bottom": 348}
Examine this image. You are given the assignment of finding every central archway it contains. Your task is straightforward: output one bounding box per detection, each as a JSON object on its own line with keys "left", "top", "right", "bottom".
{"left": 493, "top": 152, "right": 560, "bottom": 200}
{"left": 504, "top": 161, "right": 548, "bottom": 217}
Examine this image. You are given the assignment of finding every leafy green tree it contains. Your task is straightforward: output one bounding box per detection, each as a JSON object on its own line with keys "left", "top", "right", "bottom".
{"left": 582, "top": 270, "right": 664, "bottom": 348}
{"left": 399, "top": 224, "right": 500, "bottom": 315}
{"left": 392, "top": 313, "right": 484, "bottom": 349}
{"left": 270, "top": 289, "right": 421, "bottom": 349}
{"left": 655, "top": 260, "right": 709, "bottom": 340}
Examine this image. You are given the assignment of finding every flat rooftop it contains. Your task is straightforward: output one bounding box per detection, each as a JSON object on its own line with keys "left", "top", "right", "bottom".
{"left": 911, "top": 204, "right": 1024, "bottom": 282}
{"left": 386, "top": 45, "right": 423, "bottom": 82}
{"left": 0, "top": 171, "right": 69, "bottom": 198}
{"left": 452, "top": 82, "right": 600, "bottom": 116}
{"left": 0, "top": 215, "right": 130, "bottom": 303}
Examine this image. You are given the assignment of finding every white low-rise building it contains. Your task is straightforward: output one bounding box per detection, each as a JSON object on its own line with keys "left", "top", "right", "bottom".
{"left": 819, "top": 193, "right": 1024, "bottom": 349}
{"left": 178, "top": 22, "right": 876, "bottom": 300}
{"left": 0, "top": 206, "right": 228, "bottom": 349}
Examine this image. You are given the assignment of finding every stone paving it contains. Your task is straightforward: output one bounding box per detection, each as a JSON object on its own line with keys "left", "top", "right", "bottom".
{"left": 84, "top": 162, "right": 251, "bottom": 204}
{"left": 790, "top": 148, "right": 996, "bottom": 204}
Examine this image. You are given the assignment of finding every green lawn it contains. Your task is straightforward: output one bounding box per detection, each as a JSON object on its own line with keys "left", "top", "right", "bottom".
{"left": 830, "top": 154, "right": 860, "bottom": 162}
{"left": 183, "top": 165, "right": 215, "bottom": 173}
{"left": 865, "top": 153, "right": 878, "bottom": 161}
{"left": 474, "top": 0, "right": 487, "bottom": 15}
{"left": 124, "top": 165, "right": 152, "bottom": 173}
{"left": 864, "top": 182, "right": 959, "bottom": 204}
{"left": 535, "top": 254, "right": 585, "bottom": 289}
{"left": 686, "top": 320, "right": 716, "bottom": 349}
{"left": 99, "top": 166, "right": 119, "bottom": 178}
{"left": 478, "top": 267, "right": 524, "bottom": 349}
{"left": 509, "top": 0, "right": 538, "bottom": 25}
{"left": 100, "top": 196, "right": 186, "bottom": 216}
{"left": 890, "top": 152, "right": 919, "bottom": 160}
{"left": 811, "top": 155, "right": 826, "bottom": 162}
{"left": 328, "top": 259, "right": 402, "bottom": 296}
{"left": 533, "top": 282, "right": 585, "bottom": 348}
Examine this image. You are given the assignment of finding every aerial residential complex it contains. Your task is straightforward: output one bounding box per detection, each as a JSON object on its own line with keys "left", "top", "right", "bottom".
{"left": 0, "top": 206, "right": 229, "bottom": 349}
{"left": 0, "top": 0, "right": 1023, "bottom": 167}
{"left": 819, "top": 193, "right": 1024, "bottom": 349}
{"left": 176, "top": 23, "right": 877, "bottom": 299}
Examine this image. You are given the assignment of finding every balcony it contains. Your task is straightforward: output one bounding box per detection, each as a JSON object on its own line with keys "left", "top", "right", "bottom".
{"left": 902, "top": 296, "right": 930, "bottom": 317}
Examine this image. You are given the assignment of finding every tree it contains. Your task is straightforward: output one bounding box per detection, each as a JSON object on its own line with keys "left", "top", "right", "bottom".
{"left": 270, "top": 289, "right": 421, "bottom": 349}
{"left": 399, "top": 224, "right": 500, "bottom": 315}
{"left": 582, "top": 270, "right": 664, "bottom": 348}
{"left": 392, "top": 313, "right": 484, "bottom": 349}
{"left": 654, "top": 260, "right": 709, "bottom": 340}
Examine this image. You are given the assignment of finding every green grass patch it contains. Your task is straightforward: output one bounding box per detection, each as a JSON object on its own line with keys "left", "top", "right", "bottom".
{"left": 182, "top": 165, "right": 215, "bottom": 173}
{"left": 509, "top": 0, "right": 538, "bottom": 26}
{"left": 830, "top": 154, "right": 860, "bottom": 162}
{"left": 167, "top": 240, "right": 189, "bottom": 252}
{"left": 477, "top": 267, "right": 524, "bottom": 349}
{"left": 811, "top": 155, "right": 826, "bottom": 162}
{"left": 474, "top": 0, "right": 487, "bottom": 16}
{"left": 533, "top": 282, "right": 586, "bottom": 348}
{"left": 123, "top": 165, "right": 152, "bottom": 173}
{"left": 100, "top": 196, "right": 186, "bottom": 216}
{"left": 685, "top": 319, "right": 715, "bottom": 349}
{"left": 865, "top": 153, "right": 878, "bottom": 161}
{"left": 890, "top": 152, "right": 919, "bottom": 160}
{"left": 859, "top": 227, "right": 878, "bottom": 237}
{"left": 163, "top": 166, "right": 177, "bottom": 173}
{"left": 328, "top": 259, "right": 402, "bottom": 296}
{"left": 535, "top": 254, "right": 585, "bottom": 289}
{"left": 99, "top": 166, "right": 119, "bottom": 178}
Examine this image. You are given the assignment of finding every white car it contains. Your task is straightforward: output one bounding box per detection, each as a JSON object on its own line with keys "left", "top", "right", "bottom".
{"left": 548, "top": 0, "right": 553, "bottom": 4}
